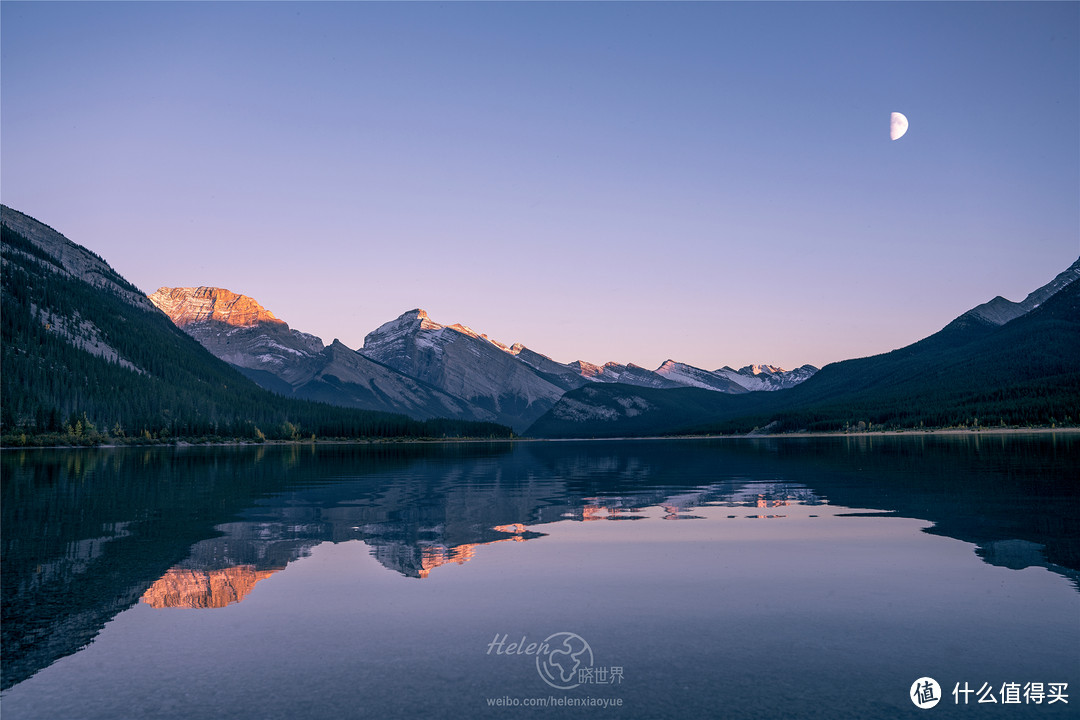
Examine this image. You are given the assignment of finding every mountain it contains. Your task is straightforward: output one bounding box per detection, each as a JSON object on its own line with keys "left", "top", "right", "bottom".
{"left": 356, "top": 309, "right": 805, "bottom": 431}
{"left": 656, "top": 360, "right": 749, "bottom": 393}
{"left": 655, "top": 360, "right": 818, "bottom": 393}
{"left": 0, "top": 205, "right": 508, "bottom": 442}
{"left": 528, "top": 383, "right": 744, "bottom": 438}
{"left": 713, "top": 364, "right": 820, "bottom": 391}
{"left": 149, "top": 288, "right": 497, "bottom": 424}
{"left": 509, "top": 345, "right": 592, "bottom": 392}
{"left": 772, "top": 257, "right": 1080, "bottom": 409}
{"left": 151, "top": 286, "right": 813, "bottom": 431}
{"left": 576, "top": 361, "right": 685, "bottom": 389}
{"left": 148, "top": 287, "right": 325, "bottom": 374}
{"left": 528, "top": 257, "right": 1080, "bottom": 438}
{"left": 148, "top": 285, "right": 291, "bottom": 329}
{"left": 512, "top": 349, "right": 735, "bottom": 393}
{"left": 0, "top": 206, "right": 158, "bottom": 313}
{"left": 359, "top": 310, "right": 567, "bottom": 431}
{"left": 951, "top": 260, "right": 1080, "bottom": 329}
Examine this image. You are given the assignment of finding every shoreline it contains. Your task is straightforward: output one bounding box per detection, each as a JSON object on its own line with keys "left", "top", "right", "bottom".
{"left": 3, "top": 425, "right": 1078, "bottom": 450}
{"left": 537, "top": 426, "right": 1080, "bottom": 443}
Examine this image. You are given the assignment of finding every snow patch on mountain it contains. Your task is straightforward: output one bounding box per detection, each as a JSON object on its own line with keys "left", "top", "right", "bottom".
{"left": 655, "top": 360, "right": 815, "bottom": 393}
{"left": 551, "top": 397, "right": 620, "bottom": 422}
{"left": 361, "top": 308, "right": 567, "bottom": 431}
{"left": 614, "top": 395, "right": 653, "bottom": 417}
{"left": 713, "top": 364, "right": 819, "bottom": 391}
{"left": 655, "top": 360, "right": 749, "bottom": 394}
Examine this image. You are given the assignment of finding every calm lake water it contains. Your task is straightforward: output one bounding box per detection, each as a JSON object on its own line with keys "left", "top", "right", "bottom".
{"left": 2, "top": 435, "right": 1078, "bottom": 719}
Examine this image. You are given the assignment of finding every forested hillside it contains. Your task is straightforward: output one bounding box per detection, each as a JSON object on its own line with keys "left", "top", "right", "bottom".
{"left": 528, "top": 275, "right": 1080, "bottom": 438}
{"left": 0, "top": 218, "right": 509, "bottom": 444}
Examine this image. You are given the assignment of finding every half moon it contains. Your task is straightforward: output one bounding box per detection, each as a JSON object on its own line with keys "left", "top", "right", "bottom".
{"left": 890, "top": 112, "right": 909, "bottom": 141}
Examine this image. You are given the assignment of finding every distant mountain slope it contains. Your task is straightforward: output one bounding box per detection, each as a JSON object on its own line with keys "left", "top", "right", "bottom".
{"left": 714, "top": 363, "right": 820, "bottom": 391}
{"left": 780, "top": 257, "right": 1080, "bottom": 406}
{"left": 509, "top": 345, "right": 592, "bottom": 392}
{"left": 954, "top": 259, "right": 1080, "bottom": 328}
{"left": 149, "top": 288, "right": 497, "bottom": 424}
{"left": 527, "top": 383, "right": 749, "bottom": 438}
{"left": 513, "top": 349, "right": 779, "bottom": 394}
{"left": 359, "top": 310, "right": 566, "bottom": 431}
{"left": 0, "top": 206, "right": 507, "bottom": 441}
{"left": 757, "top": 276, "right": 1080, "bottom": 431}
{"left": 656, "top": 360, "right": 748, "bottom": 393}
{"left": 579, "top": 361, "right": 685, "bottom": 389}
{"left": 655, "top": 361, "right": 819, "bottom": 393}
{"left": 528, "top": 258, "right": 1080, "bottom": 438}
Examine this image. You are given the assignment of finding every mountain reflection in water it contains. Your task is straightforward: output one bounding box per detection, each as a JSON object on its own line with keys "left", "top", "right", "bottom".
{"left": 2, "top": 434, "right": 1077, "bottom": 691}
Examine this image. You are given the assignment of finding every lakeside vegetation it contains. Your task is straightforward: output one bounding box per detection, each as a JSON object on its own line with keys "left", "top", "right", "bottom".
{"left": 0, "top": 415, "right": 515, "bottom": 448}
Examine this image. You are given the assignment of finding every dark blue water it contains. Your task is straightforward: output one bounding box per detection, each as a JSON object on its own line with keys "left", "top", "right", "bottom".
{"left": 2, "top": 434, "right": 1078, "bottom": 718}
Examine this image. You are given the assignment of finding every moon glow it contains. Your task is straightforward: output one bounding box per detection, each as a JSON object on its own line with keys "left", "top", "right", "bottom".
{"left": 890, "top": 112, "right": 909, "bottom": 141}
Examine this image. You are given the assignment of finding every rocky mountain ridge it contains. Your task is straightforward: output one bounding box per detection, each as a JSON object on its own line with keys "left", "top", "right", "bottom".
{"left": 714, "top": 363, "right": 821, "bottom": 391}
{"left": 954, "top": 258, "right": 1080, "bottom": 328}
{"left": 151, "top": 291, "right": 819, "bottom": 431}
{"left": 1, "top": 205, "right": 156, "bottom": 312}
{"left": 148, "top": 286, "right": 286, "bottom": 328}
{"left": 149, "top": 287, "right": 324, "bottom": 375}
{"left": 358, "top": 309, "right": 567, "bottom": 430}
{"left": 147, "top": 291, "right": 499, "bottom": 425}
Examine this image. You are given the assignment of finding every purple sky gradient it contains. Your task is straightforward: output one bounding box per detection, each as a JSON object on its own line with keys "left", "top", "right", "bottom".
{"left": 2, "top": 2, "right": 1077, "bottom": 370}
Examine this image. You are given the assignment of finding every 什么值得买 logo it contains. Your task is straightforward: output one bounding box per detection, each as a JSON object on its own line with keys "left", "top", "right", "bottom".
{"left": 911, "top": 677, "right": 941, "bottom": 709}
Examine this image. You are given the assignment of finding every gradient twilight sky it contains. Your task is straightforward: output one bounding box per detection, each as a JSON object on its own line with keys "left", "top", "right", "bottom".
{"left": 2, "top": 2, "right": 1077, "bottom": 371}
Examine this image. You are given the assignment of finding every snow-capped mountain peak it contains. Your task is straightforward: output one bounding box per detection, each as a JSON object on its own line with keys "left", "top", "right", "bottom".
{"left": 741, "top": 364, "right": 782, "bottom": 376}
{"left": 655, "top": 360, "right": 749, "bottom": 393}
{"left": 711, "top": 364, "right": 819, "bottom": 391}
{"left": 360, "top": 308, "right": 568, "bottom": 431}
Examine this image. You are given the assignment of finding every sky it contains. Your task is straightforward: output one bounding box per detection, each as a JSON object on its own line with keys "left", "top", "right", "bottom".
{"left": 2, "top": 1, "right": 1077, "bottom": 371}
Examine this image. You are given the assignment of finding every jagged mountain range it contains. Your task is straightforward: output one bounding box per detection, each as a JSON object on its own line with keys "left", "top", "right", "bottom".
{"left": 657, "top": 360, "right": 818, "bottom": 392}
{"left": 149, "top": 290, "right": 819, "bottom": 431}
{"left": 147, "top": 288, "right": 495, "bottom": 426}
{"left": 4, "top": 201, "right": 1077, "bottom": 439}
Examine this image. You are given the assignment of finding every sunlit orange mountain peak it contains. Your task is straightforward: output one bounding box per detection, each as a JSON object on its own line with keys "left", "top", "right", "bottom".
{"left": 418, "top": 544, "right": 478, "bottom": 578}
{"left": 141, "top": 565, "right": 282, "bottom": 609}
{"left": 416, "top": 526, "right": 535, "bottom": 578}
{"left": 149, "top": 286, "right": 285, "bottom": 328}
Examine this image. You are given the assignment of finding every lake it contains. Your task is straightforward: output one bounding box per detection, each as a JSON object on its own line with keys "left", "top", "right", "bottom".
{"left": 2, "top": 434, "right": 1078, "bottom": 719}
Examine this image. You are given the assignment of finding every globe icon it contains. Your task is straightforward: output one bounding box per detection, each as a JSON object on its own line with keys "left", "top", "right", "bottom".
{"left": 536, "top": 632, "right": 594, "bottom": 690}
